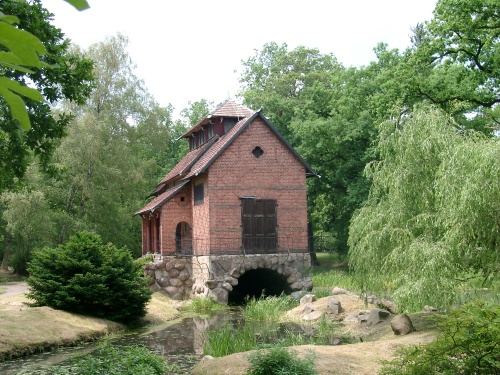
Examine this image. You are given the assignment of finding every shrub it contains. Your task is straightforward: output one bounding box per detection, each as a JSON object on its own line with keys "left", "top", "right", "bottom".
{"left": 246, "top": 345, "right": 318, "bottom": 375}
{"left": 380, "top": 301, "right": 500, "bottom": 374}
{"left": 26, "top": 231, "right": 152, "bottom": 324}
{"left": 45, "top": 342, "right": 177, "bottom": 375}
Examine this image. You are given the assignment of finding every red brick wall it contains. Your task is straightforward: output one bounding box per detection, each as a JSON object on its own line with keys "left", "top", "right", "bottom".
{"left": 192, "top": 175, "right": 210, "bottom": 255}
{"left": 159, "top": 184, "right": 192, "bottom": 255}
{"left": 207, "top": 117, "right": 308, "bottom": 254}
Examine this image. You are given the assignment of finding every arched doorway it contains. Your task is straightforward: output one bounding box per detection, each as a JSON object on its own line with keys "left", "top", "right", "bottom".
{"left": 175, "top": 222, "right": 192, "bottom": 255}
{"left": 228, "top": 268, "right": 291, "bottom": 304}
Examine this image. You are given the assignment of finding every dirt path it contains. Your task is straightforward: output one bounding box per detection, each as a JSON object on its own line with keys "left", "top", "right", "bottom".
{"left": 0, "top": 282, "right": 29, "bottom": 298}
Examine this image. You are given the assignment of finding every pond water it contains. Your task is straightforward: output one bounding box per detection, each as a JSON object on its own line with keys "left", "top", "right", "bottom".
{"left": 0, "top": 310, "right": 342, "bottom": 375}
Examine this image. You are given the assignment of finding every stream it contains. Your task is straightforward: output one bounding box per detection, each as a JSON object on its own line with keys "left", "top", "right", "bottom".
{"left": 0, "top": 310, "right": 341, "bottom": 374}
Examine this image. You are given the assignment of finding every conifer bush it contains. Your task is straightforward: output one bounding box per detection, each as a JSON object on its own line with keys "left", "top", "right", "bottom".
{"left": 26, "top": 231, "right": 151, "bottom": 324}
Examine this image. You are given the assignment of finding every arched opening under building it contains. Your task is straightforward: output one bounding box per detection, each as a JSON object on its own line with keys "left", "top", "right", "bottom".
{"left": 175, "top": 222, "right": 192, "bottom": 255}
{"left": 228, "top": 268, "right": 291, "bottom": 304}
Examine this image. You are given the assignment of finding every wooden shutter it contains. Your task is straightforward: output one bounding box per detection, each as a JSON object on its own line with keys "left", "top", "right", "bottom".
{"left": 241, "top": 199, "right": 277, "bottom": 254}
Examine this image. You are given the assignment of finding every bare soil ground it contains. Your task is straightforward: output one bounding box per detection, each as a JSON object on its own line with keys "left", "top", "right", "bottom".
{"left": 192, "top": 294, "right": 438, "bottom": 375}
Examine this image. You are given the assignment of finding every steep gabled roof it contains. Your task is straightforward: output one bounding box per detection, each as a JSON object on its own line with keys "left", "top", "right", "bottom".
{"left": 134, "top": 181, "right": 189, "bottom": 216}
{"left": 146, "top": 100, "right": 317, "bottom": 197}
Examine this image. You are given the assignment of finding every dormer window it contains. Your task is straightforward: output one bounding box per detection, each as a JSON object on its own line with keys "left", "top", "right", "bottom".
{"left": 199, "top": 130, "right": 206, "bottom": 145}
{"left": 224, "top": 118, "right": 238, "bottom": 133}
{"left": 208, "top": 123, "right": 214, "bottom": 139}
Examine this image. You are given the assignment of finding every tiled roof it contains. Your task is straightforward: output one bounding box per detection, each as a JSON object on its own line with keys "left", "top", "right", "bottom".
{"left": 180, "top": 99, "right": 254, "bottom": 138}
{"left": 159, "top": 136, "right": 216, "bottom": 185}
{"left": 211, "top": 100, "right": 254, "bottom": 118}
{"left": 134, "top": 181, "right": 189, "bottom": 216}
{"left": 135, "top": 100, "right": 317, "bottom": 215}
{"left": 182, "top": 116, "right": 250, "bottom": 179}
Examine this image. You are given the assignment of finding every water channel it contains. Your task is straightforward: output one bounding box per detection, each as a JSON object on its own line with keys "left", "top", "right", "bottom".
{"left": 0, "top": 309, "right": 341, "bottom": 375}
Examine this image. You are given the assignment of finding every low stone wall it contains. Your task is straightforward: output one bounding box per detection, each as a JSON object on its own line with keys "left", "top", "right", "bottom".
{"left": 144, "top": 253, "right": 313, "bottom": 303}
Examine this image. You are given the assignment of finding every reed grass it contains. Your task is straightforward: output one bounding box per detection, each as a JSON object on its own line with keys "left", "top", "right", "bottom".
{"left": 311, "top": 268, "right": 360, "bottom": 292}
{"left": 243, "top": 294, "right": 298, "bottom": 321}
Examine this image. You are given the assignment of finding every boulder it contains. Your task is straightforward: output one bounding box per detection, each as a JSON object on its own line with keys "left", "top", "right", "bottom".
{"left": 302, "top": 304, "right": 316, "bottom": 314}
{"left": 343, "top": 312, "right": 359, "bottom": 322}
{"left": 367, "top": 308, "right": 391, "bottom": 326}
{"left": 302, "top": 310, "right": 324, "bottom": 321}
{"left": 168, "top": 268, "right": 179, "bottom": 278}
{"left": 157, "top": 277, "right": 170, "bottom": 288}
{"left": 205, "top": 279, "right": 218, "bottom": 289}
{"left": 209, "top": 287, "right": 228, "bottom": 304}
{"left": 178, "top": 268, "right": 190, "bottom": 281}
{"left": 221, "top": 282, "right": 233, "bottom": 292}
{"left": 331, "top": 287, "right": 348, "bottom": 295}
{"left": 326, "top": 297, "right": 342, "bottom": 314}
{"left": 229, "top": 268, "right": 240, "bottom": 278}
{"left": 150, "top": 282, "right": 162, "bottom": 292}
{"left": 300, "top": 294, "right": 317, "bottom": 305}
{"left": 165, "top": 262, "right": 174, "bottom": 271}
{"left": 391, "top": 314, "right": 415, "bottom": 335}
{"left": 169, "top": 278, "right": 183, "bottom": 287}
{"left": 367, "top": 295, "right": 380, "bottom": 304}
{"left": 381, "top": 299, "right": 397, "bottom": 314}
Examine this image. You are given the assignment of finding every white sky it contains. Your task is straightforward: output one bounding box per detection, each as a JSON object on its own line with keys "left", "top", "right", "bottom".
{"left": 42, "top": 0, "right": 437, "bottom": 117}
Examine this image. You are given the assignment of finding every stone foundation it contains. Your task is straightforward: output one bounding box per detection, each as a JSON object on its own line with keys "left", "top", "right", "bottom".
{"left": 144, "top": 253, "right": 313, "bottom": 303}
{"left": 144, "top": 256, "right": 193, "bottom": 300}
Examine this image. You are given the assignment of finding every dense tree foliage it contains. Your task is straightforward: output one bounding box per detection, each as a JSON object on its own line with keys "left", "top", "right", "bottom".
{"left": 0, "top": 0, "right": 94, "bottom": 193}
{"left": 27, "top": 231, "right": 151, "bottom": 324}
{"left": 1, "top": 33, "right": 190, "bottom": 270}
{"left": 349, "top": 105, "right": 500, "bottom": 310}
{"left": 406, "top": 0, "right": 500, "bottom": 131}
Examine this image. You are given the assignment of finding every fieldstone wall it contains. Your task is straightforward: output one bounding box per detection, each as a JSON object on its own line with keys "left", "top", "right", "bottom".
{"left": 144, "top": 256, "right": 193, "bottom": 300}
{"left": 144, "top": 253, "right": 313, "bottom": 303}
{"left": 192, "top": 253, "right": 313, "bottom": 303}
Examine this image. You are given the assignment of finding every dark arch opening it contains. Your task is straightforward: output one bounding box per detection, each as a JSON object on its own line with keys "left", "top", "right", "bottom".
{"left": 228, "top": 268, "right": 291, "bottom": 304}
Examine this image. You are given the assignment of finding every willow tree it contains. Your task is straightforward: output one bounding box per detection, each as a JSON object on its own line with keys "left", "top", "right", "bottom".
{"left": 348, "top": 105, "right": 500, "bottom": 311}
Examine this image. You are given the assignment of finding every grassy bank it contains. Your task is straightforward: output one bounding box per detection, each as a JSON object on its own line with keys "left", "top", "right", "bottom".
{"left": 0, "top": 291, "right": 181, "bottom": 362}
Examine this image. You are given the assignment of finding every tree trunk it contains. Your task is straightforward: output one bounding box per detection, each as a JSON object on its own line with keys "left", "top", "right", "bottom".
{"left": 1, "top": 234, "right": 12, "bottom": 271}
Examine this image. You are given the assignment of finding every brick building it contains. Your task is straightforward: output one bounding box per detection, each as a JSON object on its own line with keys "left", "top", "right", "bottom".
{"left": 135, "top": 100, "right": 316, "bottom": 258}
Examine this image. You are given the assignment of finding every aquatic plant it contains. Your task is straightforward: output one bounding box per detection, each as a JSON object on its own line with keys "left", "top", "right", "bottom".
{"left": 244, "top": 294, "right": 298, "bottom": 321}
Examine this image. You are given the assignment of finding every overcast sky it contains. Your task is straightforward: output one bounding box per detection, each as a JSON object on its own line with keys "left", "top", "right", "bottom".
{"left": 42, "top": 0, "right": 437, "bottom": 117}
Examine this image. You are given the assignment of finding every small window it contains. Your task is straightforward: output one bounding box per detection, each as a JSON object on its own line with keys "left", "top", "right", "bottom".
{"left": 252, "top": 146, "right": 264, "bottom": 158}
{"left": 199, "top": 130, "right": 205, "bottom": 145}
{"left": 194, "top": 182, "right": 204, "bottom": 204}
{"left": 189, "top": 137, "right": 195, "bottom": 151}
{"left": 208, "top": 124, "right": 214, "bottom": 139}
{"left": 180, "top": 196, "right": 185, "bottom": 202}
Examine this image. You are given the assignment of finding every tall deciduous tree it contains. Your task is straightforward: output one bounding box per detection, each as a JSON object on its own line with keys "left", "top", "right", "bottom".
{"left": 0, "top": 0, "right": 94, "bottom": 193}
{"left": 0, "top": 189, "right": 55, "bottom": 273}
{"left": 349, "top": 105, "right": 500, "bottom": 311}
{"left": 407, "top": 0, "right": 500, "bottom": 131}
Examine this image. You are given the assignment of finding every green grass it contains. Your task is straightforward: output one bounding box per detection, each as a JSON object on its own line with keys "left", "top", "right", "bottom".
{"left": 244, "top": 294, "right": 298, "bottom": 321}
{"left": 310, "top": 252, "right": 360, "bottom": 293}
{"left": 181, "top": 297, "right": 228, "bottom": 315}
{"left": 246, "top": 345, "right": 318, "bottom": 375}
